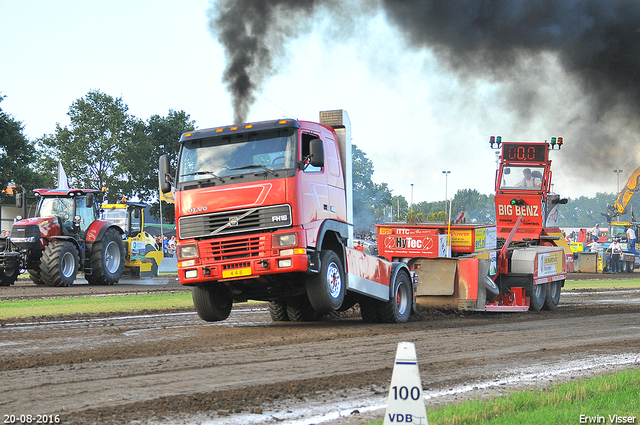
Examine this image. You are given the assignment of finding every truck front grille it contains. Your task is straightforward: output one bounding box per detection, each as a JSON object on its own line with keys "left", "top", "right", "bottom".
{"left": 179, "top": 204, "right": 292, "bottom": 239}
{"left": 203, "top": 236, "right": 265, "bottom": 261}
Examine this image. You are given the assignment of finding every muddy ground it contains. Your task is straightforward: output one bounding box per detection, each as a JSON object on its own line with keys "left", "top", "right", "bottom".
{"left": 1, "top": 273, "right": 639, "bottom": 424}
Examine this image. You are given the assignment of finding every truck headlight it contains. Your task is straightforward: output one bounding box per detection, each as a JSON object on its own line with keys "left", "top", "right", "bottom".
{"left": 272, "top": 233, "right": 297, "bottom": 248}
{"left": 178, "top": 244, "right": 198, "bottom": 259}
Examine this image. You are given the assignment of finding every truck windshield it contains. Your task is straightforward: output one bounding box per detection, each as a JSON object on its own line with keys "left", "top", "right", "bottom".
{"left": 177, "top": 128, "right": 297, "bottom": 184}
{"left": 500, "top": 165, "right": 545, "bottom": 190}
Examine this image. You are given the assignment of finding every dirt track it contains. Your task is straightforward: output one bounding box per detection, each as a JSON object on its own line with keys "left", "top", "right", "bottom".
{"left": 1, "top": 274, "right": 639, "bottom": 424}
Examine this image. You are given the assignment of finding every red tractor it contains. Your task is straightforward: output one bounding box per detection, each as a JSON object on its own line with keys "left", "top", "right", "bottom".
{"left": 0, "top": 188, "right": 125, "bottom": 287}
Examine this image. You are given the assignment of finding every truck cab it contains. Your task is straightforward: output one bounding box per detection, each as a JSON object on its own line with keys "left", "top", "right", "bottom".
{"left": 159, "top": 110, "right": 412, "bottom": 323}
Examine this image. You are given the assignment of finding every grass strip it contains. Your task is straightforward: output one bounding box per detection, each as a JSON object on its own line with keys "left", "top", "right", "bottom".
{"left": 370, "top": 368, "right": 640, "bottom": 424}
{"left": 0, "top": 292, "right": 194, "bottom": 319}
{"left": 564, "top": 279, "right": 640, "bottom": 290}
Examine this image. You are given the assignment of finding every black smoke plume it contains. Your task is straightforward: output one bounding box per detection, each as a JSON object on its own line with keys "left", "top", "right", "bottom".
{"left": 210, "top": 0, "right": 640, "bottom": 174}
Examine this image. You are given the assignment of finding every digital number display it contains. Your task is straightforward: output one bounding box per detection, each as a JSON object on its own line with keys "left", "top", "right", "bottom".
{"left": 502, "top": 143, "right": 547, "bottom": 163}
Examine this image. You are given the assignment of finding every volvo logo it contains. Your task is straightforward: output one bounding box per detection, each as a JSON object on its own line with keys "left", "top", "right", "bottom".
{"left": 229, "top": 217, "right": 239, "bottom": 226}
{"left": 186, "top": 206, "right": 208, "bottom": 213}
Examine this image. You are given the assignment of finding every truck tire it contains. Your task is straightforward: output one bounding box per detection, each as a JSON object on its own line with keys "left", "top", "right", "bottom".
{"left": 0, "top": 268, "right": 18, "bottom": 286}
{"left": 306, "top": 250, "right": 345, "bottom": 313}
{"left": 86, "top": 228, "right": 125, "bottom": 285}
{"left": 28, "top": 269, "right": 45, "bottom": 286}
{"left": 485, "top": 276, "right": 500, "bottom": 302}
{"left": 40, "top": 241, "right": 79, "bottom": 287}
{"left": 543, "top": 280, "right": 562, "bottom": 310}
{"left": 379, "top": 270, "right": 412, "bottom": 323}
{"left": 268, "top": 300, "right": 289, "bottom": 322}
{"left": 528, "top": 283, "right": 546, "bottom": 311}
{"left": 286, "top": 295, "right": 323, "bottom": 322}
{"left": 192, "top": 284, "right": 232, "bottom": 322}
{"left": 359, "top": 297, "right": 381, "bottom": 323}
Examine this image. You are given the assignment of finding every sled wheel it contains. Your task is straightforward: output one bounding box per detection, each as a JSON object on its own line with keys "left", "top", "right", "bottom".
{"left": 529, "top": 282, "right": 546, "bottom": 311}
{"left": 543, "top": 280, "right": 562, "bottom": 310}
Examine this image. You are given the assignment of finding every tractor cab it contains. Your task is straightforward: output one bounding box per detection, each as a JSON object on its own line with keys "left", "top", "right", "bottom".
{"left": 31, "top": 188, "right": 100, "bottom": 238}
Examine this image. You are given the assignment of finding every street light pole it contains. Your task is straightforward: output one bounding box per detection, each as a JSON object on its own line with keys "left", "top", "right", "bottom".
{"left": 614, "top": 170, "right": 624, "bottom": 193}
{"left": 410, "top": 183, "right": 414, "bottom": 210}
{"left": 442, "top": 171, "right": 451, "bottom": 202}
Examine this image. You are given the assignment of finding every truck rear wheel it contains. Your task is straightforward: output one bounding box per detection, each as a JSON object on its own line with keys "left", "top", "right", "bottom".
{"left": 0, "top": 268, "right": 18, "bottom": 286}
{"left": 543, "top": 280, "right": 562, "bottom": 310}
{"left": 86, "top": 228, "right": 125, "bottom": 285}
{"left": 41, "top": 241, "right": 79, "bottom": 287}
{"left": 306, "top": 250, "right": 345, "bottom": 313}
{"left": 192, "top": 284, "right": 232, "bottom": 322}
{"left": 287, "top": 295, "right": 323, "bottom": 322}
{"left": 268, "top": 300, "right": 289, "bottom": 322}
{"left": 528, "top": 283, "right": 546, "bottom": 311}
{"left": 379, "top": 270, "right": 412, "bottom": 323}
{"left": 359, "top": 297, "right": 381, "bottom": 323}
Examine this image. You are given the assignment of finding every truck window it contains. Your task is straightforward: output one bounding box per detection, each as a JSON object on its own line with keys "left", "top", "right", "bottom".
{"left": 301, "top": 133, "right": 322, "bottom": 173}
{"left": 178, "top": 128, "right": 297, "bottom": 184}
{"left": 500, "top": 165, "right": 545, "bottom": 190}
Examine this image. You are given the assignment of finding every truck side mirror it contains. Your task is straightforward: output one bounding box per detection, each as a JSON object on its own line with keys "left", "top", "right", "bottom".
{"left": 86, "top": 193, "right": 94, "bottom": 208}
{"left": 309, "top": 139, "right": 324, "bottom": 167}
{"left": 159, "top": 155, "right": 172, "bottom": 194}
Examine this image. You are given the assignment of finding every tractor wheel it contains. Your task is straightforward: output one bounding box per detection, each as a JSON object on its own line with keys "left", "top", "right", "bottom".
{"left": 306, "top": 250, "right": 345, "bottom": 313}
{"left": 0, "top": 267, "right": 18, "bottom": 286}
{"left": 40, "top": 241, "right": 79, "bottom": 287}
{"left": 379, "top": 270, "right": 412, "bottom": 323}
{"left": 192, "top": 284, "right": 233, "bottom": 322}
{"left": 543, "top": 280, "right": 562, "bottom": 310}
{"left": 268, "top": 300, "right": 290, "bottom": 322}
{"left": 86, "top": 228, "right": 125, "bottom": 285}
{"left": 28, "top": 269, "right": 45, "bottom": 286}
{"left": 528, "top": 282, "right": 547, "bottom": 311}
{"left": 287, "top": 295, "right": 323, "bottom": 322}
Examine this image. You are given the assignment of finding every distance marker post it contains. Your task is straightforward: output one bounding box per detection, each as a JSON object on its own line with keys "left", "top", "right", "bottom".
{"left": 383, "top": 341, "right": 428, "bottom": 425}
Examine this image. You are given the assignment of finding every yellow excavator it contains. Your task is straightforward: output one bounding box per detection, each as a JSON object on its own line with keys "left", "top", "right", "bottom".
{"left": 101, "top": 201, "right": 164, "bottom": 277}
{"left": 601, "top": 167, "right": 640, "bottom": 272}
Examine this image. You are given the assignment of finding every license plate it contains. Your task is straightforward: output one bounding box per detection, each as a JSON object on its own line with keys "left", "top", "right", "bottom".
{"left": 222, "top": 267, "right": 252, "bottom": 278}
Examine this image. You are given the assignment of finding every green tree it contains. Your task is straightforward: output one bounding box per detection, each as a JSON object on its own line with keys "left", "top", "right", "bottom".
{"left": 0, "top": 93, "right": 48, "bottom": 203}
{"left": 352, "top": 144, "right": 393, "bottom": 233}
{"left": 146, "top": 110, "right": 196, "bottom": 223}
{"left": 37, "top": 90, "right": 138, "bottom": 197}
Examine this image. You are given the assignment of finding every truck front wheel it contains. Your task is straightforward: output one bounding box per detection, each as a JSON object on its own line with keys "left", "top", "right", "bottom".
{"left": 193, "top": 284, "right": 233, "bottom": 322}
{"left": 41, "top": 241, "right": 79, "bottom": 287}
{"left": 306, "top": 250, "right": 345, "bottom": 313}
{"left": 528, "top": 283, "right": 546, "bottom": 311}
{"left": 87, "top": 228, "right": 125, "bottom": 285}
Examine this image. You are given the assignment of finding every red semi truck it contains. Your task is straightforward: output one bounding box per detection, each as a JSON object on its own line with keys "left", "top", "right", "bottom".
{"left": 158, "top": 111, "right": 568, "bottom": 322}
{"left": 159, "top": 110, "right": 413, "bottom": 323}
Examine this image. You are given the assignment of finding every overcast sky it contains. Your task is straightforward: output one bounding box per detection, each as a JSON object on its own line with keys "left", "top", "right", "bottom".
{"left": 1, "top": 0, "right": 632, "bottom": 204}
